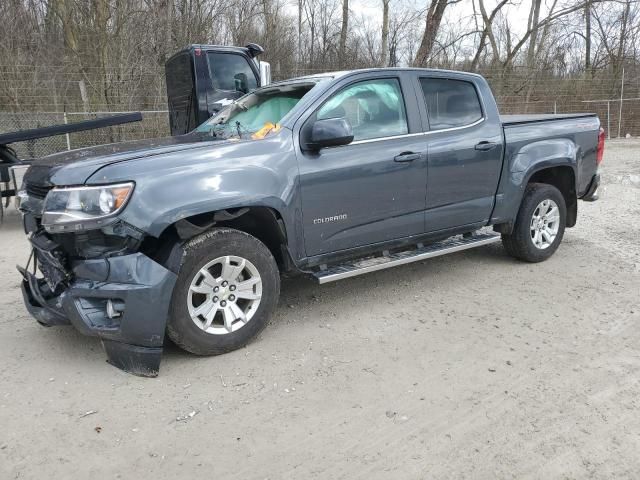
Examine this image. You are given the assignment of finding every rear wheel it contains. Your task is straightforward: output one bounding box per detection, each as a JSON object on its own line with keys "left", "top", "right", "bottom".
{"left": 502, "top": 183, "right": 566, "bottom": 262}
{"left": 167, "top": 228, "right": 280, "bottom": 355}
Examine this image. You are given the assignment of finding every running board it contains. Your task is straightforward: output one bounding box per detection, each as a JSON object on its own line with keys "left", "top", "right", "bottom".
{"left": 313, "top": 232, "right": 501, "bottom": 284}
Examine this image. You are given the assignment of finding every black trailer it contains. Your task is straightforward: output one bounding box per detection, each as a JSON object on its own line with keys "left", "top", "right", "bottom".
{"left": 165, "top": 43, "right": 270, "bottom": 135}
{"left": 2, "top": 42, "right": 271, "bottom": 220}
{"left": 0, "top": 113, "right": 142, "bottom": 222}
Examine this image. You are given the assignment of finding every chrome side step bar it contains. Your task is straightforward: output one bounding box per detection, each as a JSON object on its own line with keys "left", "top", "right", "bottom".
{"left": 313, "top": 232, "right": 501, "bottom": 284}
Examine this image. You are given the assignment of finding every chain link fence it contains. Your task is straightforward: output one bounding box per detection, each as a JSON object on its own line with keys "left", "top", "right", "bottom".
{"left": 3, "top": 59, "right": 640, "bottom": 159}
{"left": 494, "top": 97, "right": 640, "bottom": 141}
{"left": 1, "top": 95, "right": 639, "bottom": 159}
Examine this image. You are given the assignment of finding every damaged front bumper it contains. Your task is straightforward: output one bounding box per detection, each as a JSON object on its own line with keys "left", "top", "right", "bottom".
{"left": 20, "top": 249, "right": 177, "bottom": 377}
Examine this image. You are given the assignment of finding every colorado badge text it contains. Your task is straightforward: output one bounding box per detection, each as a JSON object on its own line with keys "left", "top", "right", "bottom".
{"left": 313, "top": 214, "right": 348, "bottom": 225}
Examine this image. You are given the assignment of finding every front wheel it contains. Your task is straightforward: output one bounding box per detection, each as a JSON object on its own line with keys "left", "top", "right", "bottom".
{"left": 502, "top": 183, "right": 567, "bottom": 262}
{"left": 167, "top": 228, "right": 280, "bottom": 356}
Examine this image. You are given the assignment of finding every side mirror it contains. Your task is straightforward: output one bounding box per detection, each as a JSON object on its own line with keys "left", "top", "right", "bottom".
{"left": 234, "top": 73, "right": 249, "bottom": 93}
{"left": 307, "top": 117, "right": 354, "bottom": 150}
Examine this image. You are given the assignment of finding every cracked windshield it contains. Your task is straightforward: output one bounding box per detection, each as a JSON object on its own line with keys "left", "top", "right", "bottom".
{"left": 196, "top": 81, "right": 322, "bottom": 139}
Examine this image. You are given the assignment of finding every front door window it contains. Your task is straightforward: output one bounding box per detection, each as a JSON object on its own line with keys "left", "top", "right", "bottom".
{"left": 317, "top": 78, "right": 408, "bottom": 141}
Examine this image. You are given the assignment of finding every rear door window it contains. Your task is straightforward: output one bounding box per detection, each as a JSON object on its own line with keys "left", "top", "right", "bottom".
{"left": 207, "top": 52, "right": 258, "bottom": 93}
{"left": 419, "top": 78, "right": 483, "bottom": 130}
{"left": 317, "top": 78, "right": 408, "bottom": 142}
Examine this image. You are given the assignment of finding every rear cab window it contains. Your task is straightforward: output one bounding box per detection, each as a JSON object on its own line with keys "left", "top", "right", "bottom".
{"left": 419, "top": 78, "right": 483, "bottom": 130}
{"left": 207, "top": 52, "right": 258, "bottom": 94}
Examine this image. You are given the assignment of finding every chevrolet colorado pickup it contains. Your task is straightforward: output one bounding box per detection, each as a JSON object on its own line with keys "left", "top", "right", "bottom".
{"left": 17, "top": 68, "right": 604, "bottom": 376}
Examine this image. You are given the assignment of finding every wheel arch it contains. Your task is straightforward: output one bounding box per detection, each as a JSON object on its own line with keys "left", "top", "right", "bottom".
{"left": 494, "top": 161, "right": 578, "bottom": 235}
{"left": 526, "top": 165, "right": 577, "bottom": 227}
{"left": 140, "top": 205, "right": 293, "bottom": 273}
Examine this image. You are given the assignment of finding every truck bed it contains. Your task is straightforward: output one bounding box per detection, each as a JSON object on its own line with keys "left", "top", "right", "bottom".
{"left": 500, "top": 112, "right": 601, "bottom": 199}
{"left": 500, "top": 113, "right": 597, "bottom": 126}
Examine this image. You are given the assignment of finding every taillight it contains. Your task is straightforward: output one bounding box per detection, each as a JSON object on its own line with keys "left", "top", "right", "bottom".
{"left": 596, "top": 127, "right": 605, "bottom": 166}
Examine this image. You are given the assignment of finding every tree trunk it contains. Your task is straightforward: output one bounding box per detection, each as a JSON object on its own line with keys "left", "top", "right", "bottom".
{"left": 584, "top": 0, "right": 591, "bottom": 72}
{"left": 52, "top": 0, "right": 78, "bottom": 53}
{"left": 525, "top": 0, "right": 541, "bottom": 69}
{"left": 166, "top": 0, "right": 173, "bottom": 61}
{"left": 471, "top": 0, "right": 504, "bottom": 69}
{"left": 614, "top": 0, "right": 630, "bottom": 81}
{"left": 522, "top": 0, "right": 541, "bottom": 113}
{"left": 339, "top": 0, "right": 349, "bottom": 66}
{"left": 298, "top": 0, "right": 303, "bottom": 67}
{"left": 263, "top": 0, "right": 275, "bottom": 50}
{"left": 381, "top": 0, "right": 389, "bottom": 67}
{"left": 412, "top": 0, "right": 449, "bottom": 67}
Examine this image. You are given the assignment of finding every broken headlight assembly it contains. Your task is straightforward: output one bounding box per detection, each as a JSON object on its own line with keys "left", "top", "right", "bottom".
{"left": 42, "top": 182, "right": 134, "bottom": 232}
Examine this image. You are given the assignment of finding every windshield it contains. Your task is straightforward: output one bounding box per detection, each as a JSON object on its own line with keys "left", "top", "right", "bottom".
{"left": 195, "top": 81, "right": 321, "bottom": 139}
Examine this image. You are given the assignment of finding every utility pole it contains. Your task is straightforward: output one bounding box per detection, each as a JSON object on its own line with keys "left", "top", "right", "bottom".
{"left": 618, "top": 67, "right": 624, "bottom": 138}
{"left": 298, "top": 0, "right": 303, "bottom": 72}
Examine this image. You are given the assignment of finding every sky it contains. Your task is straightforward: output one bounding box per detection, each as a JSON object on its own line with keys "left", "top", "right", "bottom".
{"left": 293, "top": 0, "right": 536, "bottom": 37}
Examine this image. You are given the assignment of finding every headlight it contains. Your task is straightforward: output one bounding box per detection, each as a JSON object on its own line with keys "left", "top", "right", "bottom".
{"left": 42, "top": 182, "right": 134, "bottom": 231}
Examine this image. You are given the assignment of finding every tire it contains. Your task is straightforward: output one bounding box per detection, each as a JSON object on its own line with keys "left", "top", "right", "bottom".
{"left": 502, "top": 183, "right": 567, "bottom": 263}
{"left": 167, "top": 228, "right": 280, "bottom": 355}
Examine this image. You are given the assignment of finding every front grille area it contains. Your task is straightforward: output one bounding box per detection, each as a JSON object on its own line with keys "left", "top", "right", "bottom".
{"left": 30, "top": 230, "right": 71, "bottom": 293}
{"left": 25, "top": 182, "right": 53, "bottom": 199}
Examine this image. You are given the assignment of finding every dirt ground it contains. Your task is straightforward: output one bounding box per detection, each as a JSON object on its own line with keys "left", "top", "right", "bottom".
{"left": 0, "top": 140, "right": 639, "bottom": 480}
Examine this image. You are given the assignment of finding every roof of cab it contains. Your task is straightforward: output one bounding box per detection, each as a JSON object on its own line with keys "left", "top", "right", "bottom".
{"left": 166, "top": 44, "right": 250, "bottom": 63}
{"left": 286, "top": 67, "right": 483, "bottom": 83}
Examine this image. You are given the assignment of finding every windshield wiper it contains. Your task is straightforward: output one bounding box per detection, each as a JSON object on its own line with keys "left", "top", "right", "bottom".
{"left": 204, "top": 123, "right": 232, "bottom": 139}
{"left": 234, "top": 121, "right": 253, "bottom": 139}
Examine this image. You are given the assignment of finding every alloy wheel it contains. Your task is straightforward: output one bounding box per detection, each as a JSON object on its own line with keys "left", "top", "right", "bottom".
{"left": 187, "top": 255, "right": 262, "bottom": 335}
{"left": 530, "top": 199, "right": 560, "bottom": 249}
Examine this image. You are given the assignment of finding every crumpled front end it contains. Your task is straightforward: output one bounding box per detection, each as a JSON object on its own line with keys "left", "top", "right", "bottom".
{"left": 19, "top": 190, "right": 177, "bottom": 377}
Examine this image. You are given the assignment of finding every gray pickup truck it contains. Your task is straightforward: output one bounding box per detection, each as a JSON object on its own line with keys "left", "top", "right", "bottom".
{"left": 18, "top": 68, "right": 604, "bottom": 376}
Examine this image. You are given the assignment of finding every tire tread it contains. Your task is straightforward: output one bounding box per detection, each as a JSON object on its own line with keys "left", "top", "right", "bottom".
{"left": 167, "top": 227, "right": 280, "bottom": 356}
{"left": 501, "top": 182, "right": 567, "bottom": 263}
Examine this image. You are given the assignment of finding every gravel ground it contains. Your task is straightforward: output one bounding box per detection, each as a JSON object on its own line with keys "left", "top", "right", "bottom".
{"left": 1, "top": 140, "right": 639, "bottom": 479}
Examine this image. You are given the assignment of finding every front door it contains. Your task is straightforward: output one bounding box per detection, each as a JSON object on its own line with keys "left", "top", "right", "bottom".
{"left": 297, "top": 76, "right": 427, "bottom": 257}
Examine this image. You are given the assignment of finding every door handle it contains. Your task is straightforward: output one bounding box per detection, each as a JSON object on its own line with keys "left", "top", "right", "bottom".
{"left": 394, "top": 152, "right": 421, "bottom": 162}
{"left": 475, "top": 141, "right": 499, "bottom": 151}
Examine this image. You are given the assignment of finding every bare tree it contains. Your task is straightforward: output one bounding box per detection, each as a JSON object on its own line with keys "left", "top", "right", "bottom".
{"left": 585, "top": 0, "right": 592, "bottom": 72}
{"left": 470, "top": 0, "right": 510, "bottom": 70}
{"left": 3, "top": 0, "right": 640, "bottom": 141}
{"left": 413, "top": 0, "right": 456, "bottom": 66}
{"left": 381, "top": 0, "right": 390, "bottom": 66}
{"left": 339, "top": 0, "right": 349, "bottom": 65}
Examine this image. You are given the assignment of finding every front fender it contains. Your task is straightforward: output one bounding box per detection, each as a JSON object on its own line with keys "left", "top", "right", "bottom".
{"left": 148, "top": 193, "right": 289, "bottom": 238}
{"left": 85, "top": 131, "right": 300, "bottom": 239}
{"left": 123, "top": 164, "right": 295, "bottom": 237}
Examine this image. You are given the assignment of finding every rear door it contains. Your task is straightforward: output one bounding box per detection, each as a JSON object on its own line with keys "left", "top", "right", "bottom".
{"left": 296, "top": 73, "right": 428, "bottom": 257}
{"left": 414, "top": 74, "right": 504, "bottom": 232}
